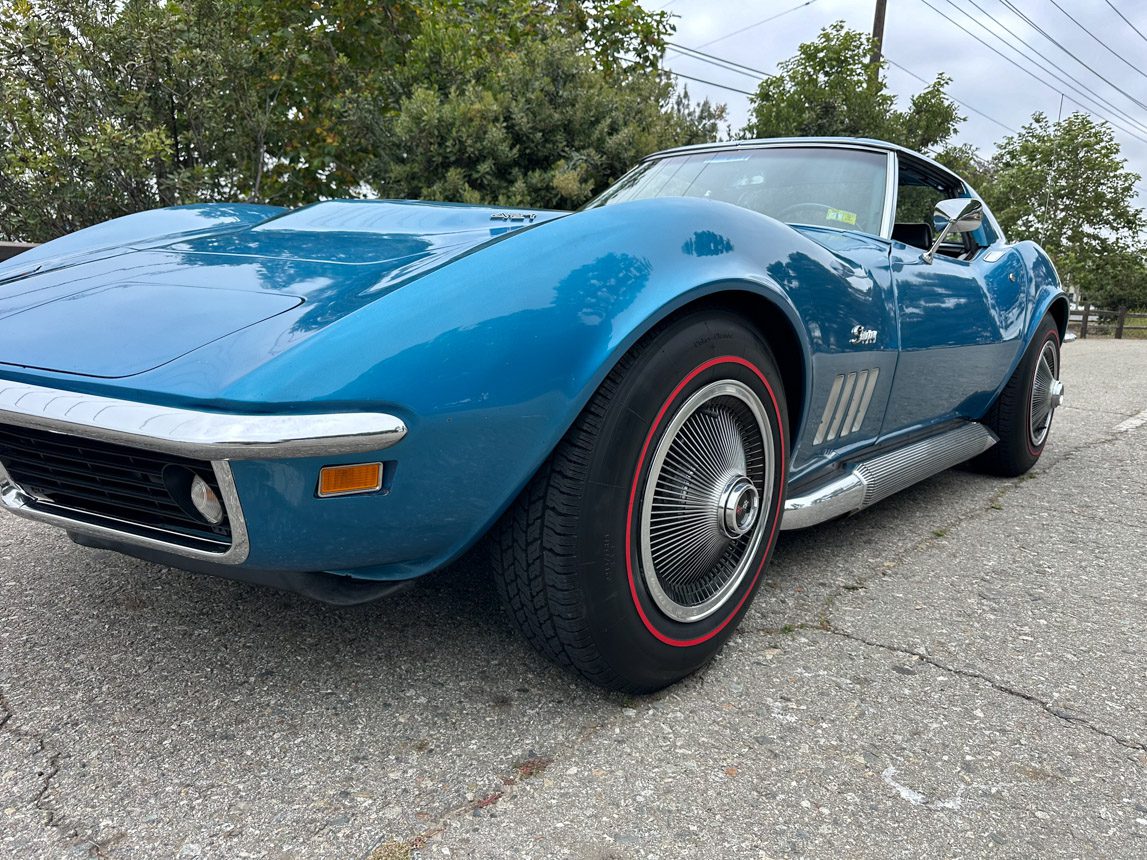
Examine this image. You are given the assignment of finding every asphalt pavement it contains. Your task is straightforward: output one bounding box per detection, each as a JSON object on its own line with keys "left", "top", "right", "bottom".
{"left": 2, "top": 338, "right": 1145, "bottom": 859}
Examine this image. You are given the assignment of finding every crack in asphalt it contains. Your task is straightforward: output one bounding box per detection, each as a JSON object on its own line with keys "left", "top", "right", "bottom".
{"left": 814, "top": 415, "right": 1143, "bottom": 627}
{"left": 811, "top": 479, "right": 1016, "bottom": 628}
{"left": 821, "top": 625, "right": 1147, "bottom": 757}
{"left": 0, "top": 688, "right": 108, "bottom": 859}
{"left": 1047, "top": 514, "right": 1147, "bottom": 535}
{"left": 362, "top": 705, "right": 643, "bottom": 858}
{"left": 1113, "top": 407, "right": 1147, "bottom": 433}
{"left": 0, "top": 688, "right": 61, "bottom": 824}
{"left": 1057, "top": 404, "right": 1139, "bottom": 418}
{"left": 770, "top": 419, "right": 1147, "bottom": 762}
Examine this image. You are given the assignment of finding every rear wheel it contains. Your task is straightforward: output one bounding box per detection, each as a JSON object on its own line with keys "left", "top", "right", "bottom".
{"left": 491, "top": 310, "right": 787, "bottom": 692}
{"left": 973, "top": 313, "right": 1063, "bottom": 477}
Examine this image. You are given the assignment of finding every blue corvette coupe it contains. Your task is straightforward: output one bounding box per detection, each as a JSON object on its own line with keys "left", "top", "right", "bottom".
{"left": 0, "top": 138, "right": 1066, "bottom": 691}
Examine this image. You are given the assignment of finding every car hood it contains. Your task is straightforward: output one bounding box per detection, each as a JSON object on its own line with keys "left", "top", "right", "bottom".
{"left": 0, "top": 200, "right": 566, "bottom": 379}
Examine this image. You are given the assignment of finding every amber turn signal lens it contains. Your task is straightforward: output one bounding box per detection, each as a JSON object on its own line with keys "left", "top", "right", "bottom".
{"left": 318, "top": 463, "right": 383, "bottom": 497}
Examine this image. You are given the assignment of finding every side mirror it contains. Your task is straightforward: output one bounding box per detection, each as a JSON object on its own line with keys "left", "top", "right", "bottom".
{"left": 923, "top": 198, "right": 983, "bottom": 263}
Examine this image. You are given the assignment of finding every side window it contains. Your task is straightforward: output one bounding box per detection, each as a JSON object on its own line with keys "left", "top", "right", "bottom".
{"left": 895, "top": 182, "right": 946, "bottom": 229}
{"left": 892, "top": 160, "right": 977, "bottom": 259}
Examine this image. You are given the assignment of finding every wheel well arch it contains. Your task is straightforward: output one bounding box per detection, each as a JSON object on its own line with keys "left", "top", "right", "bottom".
{"left": 649, "top": 289, "right": 808, "bottom": 446}
{"left": 1048, "top": 295, "right": 1069, "bottom": 341}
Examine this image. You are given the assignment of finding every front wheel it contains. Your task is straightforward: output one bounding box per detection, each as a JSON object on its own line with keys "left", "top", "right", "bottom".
{"left": 491, "top": 310, "right": 788, "bottom": 692}
{"left": 973, "top": 312, "right": 1063, "bottom": 477}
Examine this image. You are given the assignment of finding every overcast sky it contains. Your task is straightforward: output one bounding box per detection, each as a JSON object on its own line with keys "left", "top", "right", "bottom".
{"left": 656, "top": 0, "right": 1147, "bottom": 210}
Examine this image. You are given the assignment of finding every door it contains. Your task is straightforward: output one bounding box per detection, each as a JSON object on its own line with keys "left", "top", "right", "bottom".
{"left": 883, "top": 155, "right": 1025, "bottom": 434}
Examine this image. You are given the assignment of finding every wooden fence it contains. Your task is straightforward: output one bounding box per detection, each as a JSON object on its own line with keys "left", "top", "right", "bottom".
{"left": 1069, "top": 304, "right": 1147, "bottom": 339}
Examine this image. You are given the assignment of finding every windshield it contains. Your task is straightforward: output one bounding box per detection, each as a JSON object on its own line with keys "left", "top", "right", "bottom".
{"left": 588, "top": 147, "right": 889, "bottom": 236}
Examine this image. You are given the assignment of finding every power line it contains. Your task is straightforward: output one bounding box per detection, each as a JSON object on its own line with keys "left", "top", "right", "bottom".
{"left": 664, "top": 68, "right": 756, "bottom": 97}
{"left": 998, "top": 0, "right": 1147, "bottom": 113}
{"left": 1047, "top": 0, "right": 1147, "bottom": 82}
{"left": 884, "top": 57, "right": 1016, "bottom": 133}
{"left": 1104, "top": 0, "right": 1147, "bottom": 45}
{"left": 692, "top": 0, "right": 819, "bottom": 50}
{"left": 665, "top": 42, "right": 774, "bottom": 81}
{"left": 917, "top": 0, "right": 1147, "bottom": 146}
{"left": 665, "top": 39, "right": 1018, "bottom": 138}
{"left": 618, "top": 53, "right": 758, "bottom": 97}
{"left": 1061, "top": 101, "right": 1147, "bottom": 150}
{"left": 933, "top": 0, "right": 1147, "bottom": 137}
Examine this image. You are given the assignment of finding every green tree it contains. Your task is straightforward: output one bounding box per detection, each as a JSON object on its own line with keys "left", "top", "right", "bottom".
{"left": 934, "top": 143, "right": 995, "bottom": 197}
{"left": 742, "top": 22, "right": 962, "bottom": 151}
{"left": 0, "top": 0, "right": 721, "bottom": 242}
{"left": 363, "top": 32, "right": 723, "bottom": 207}
{"left": 1066, "top": 246, "right": 1147, "bottom": 310}
{"left": 0, "top": 0, "right": 422, "bottom": 238}
{"left": 990, "top": 112, "right": 1146, "bottom": 305}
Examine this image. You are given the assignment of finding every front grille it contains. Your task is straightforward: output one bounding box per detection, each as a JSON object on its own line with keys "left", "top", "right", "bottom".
{"left": 0, "top": 423, "right": 232, "bottom": 552}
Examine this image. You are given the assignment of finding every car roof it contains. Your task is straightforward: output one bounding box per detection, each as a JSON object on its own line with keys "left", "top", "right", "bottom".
{"left": 646, "top": 137, "right": 959, "bottom": 181}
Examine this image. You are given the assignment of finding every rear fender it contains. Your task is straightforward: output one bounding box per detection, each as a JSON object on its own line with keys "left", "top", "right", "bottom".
{"left": 1004, "top": 241, "right": 1068, "bottom": 382}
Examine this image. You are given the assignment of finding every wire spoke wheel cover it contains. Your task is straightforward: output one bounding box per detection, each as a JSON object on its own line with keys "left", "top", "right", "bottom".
{"left": 639, "top": 380, "right": 774, "bottom": 623}
{"left": 1029, "top": 339, "right": 1062, "bottom": 448}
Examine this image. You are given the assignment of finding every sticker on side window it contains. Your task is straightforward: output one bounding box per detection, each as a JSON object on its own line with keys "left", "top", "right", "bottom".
{"left": 826, "top": 208, "right": 858, "bottom": 225}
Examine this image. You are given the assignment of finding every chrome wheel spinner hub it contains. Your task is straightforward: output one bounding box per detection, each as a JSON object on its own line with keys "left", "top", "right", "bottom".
{"left": 719, "top": 476, "right": 760, "bottom": 538}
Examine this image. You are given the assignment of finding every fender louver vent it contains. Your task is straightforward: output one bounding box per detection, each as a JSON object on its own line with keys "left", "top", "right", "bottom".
{"left": 813, "top": 369, "right": 880, "bottom": 445}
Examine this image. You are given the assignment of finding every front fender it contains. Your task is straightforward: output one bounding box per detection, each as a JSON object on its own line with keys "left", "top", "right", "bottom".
{"left": 22, "top": 199, "right": 871, "bottom": 578}
{"left": 213, "top": 199, "right": 851, "bottom": 576}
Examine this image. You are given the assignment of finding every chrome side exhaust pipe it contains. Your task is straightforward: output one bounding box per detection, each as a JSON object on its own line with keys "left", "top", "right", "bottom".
{"left": 782, "top": 422, "right": 998, "bottom": 530}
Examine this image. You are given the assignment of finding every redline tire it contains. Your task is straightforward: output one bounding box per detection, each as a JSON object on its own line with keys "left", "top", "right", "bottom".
{"left": 973, "top": 313, "right": 1061, "bottom": 477}
{"left": 491, "top": 310, "right": 788, "bottom": 692}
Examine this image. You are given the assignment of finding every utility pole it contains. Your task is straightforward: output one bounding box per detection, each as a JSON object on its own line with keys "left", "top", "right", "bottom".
{"left": 870, "top": 0, "right": 888, "bottom": 67}
{"left": 1039, "top": 91, "right": 1066, "bottom": 246}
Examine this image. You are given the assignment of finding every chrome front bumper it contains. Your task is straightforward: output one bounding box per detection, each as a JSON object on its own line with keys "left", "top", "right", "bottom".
{"left": 0, "top": 380, "right": 407, "bottom": 459}
{"left": 0, "top": 380, "right": 407, "bottom": 564}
